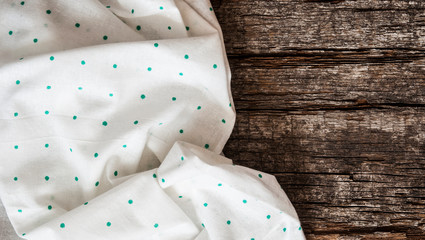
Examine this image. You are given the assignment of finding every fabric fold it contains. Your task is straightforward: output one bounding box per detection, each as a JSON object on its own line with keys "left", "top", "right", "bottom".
{"left": 9, "top": 141, "right": 305, "bottom": 239}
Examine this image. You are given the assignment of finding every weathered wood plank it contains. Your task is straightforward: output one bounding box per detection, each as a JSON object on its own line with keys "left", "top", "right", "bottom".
{"left": 223, "top": 109, "right": 425, "bottom": 238}
{"left": 229, "top": 52, "right": 425, "bottom": 110}
{"left": 211, "top": 0, "right": 425, "bottom": 54}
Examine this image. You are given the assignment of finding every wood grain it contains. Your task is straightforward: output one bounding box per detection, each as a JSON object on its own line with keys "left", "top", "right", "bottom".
{"left": 211, "top": 0, "right": 425, "bottom": 238}
{"left": 213, "top": 0, "right": 425, "bottom": 54}
{"left": 224, "top": 110, "right": 425, "bottom": 239}
{"left": 229, "top": 53, "right": 425, "bottom": 110}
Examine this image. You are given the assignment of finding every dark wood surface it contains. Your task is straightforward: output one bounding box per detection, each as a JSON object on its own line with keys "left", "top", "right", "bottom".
{"left": 212, "top": 0, "right": 425, "bottom": 239}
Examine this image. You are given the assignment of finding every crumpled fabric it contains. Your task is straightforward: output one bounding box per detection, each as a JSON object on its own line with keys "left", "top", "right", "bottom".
{"left": 0, "top": 0, "right": 305, "bottom": 239}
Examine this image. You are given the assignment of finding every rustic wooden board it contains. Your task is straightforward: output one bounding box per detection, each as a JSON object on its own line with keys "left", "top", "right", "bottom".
{"left": 229, "top": 55, "right": 425, "bottom": 110}
{"left": 224, "top": 110, "right": 425, "bottom": 239}
{"left": 213, "top": 0, "right": 425, "bottom": 54}
{"left": 212, "top": 0, "right": 425, "bottom": 238}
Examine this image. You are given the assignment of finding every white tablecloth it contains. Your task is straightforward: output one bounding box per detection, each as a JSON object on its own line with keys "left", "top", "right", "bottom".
{"left": 0, "top": 0, "right": 305, "bottom": 239}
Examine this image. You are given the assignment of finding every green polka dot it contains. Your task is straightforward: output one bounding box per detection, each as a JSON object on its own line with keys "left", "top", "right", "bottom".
{"left": 202, "top": 223, "right": 205, "bottom": 227}
{"left": 283, "top": 228, "right": 286, "bottom": 232}
{"left": 243, "top": 199, "right": 247, "bottom": 204}
{"left": 109, "top": 93, "right": 113, "bottom": 97}
{"left": 218, "top": 183, "right": 222, "bottom": 186}
{"left": 172, "top": 97, "right": 176, "bottom": 101}
{"left": 181, "top": 156, "right": 184, "bottom": 161}
{"left": 75, "top": 177, "right": 78, "bottom": 181}
{"left": 159, "top": 6, "right": 163, "bottom": 10}
{"left": 186, "top": 26, "right": 190, "bottom": 31}
{"left": 213, "top": 64, "right": 217, "bottom": 69}
{"left": 267, "top": 215, "right": 271, "bottom": 219}
{"left": 73, "top": 115, "right": 77, "bottom": 120}
{"left": 75, "top": 23, "right": 80, "bottom": 28}
{"left": 204, "top": 144, "right": 209, "bottom": 149}
{"left": 81, "top": 60, "right": 86, "bottom": 65}
{"left": 45, "top": 110, "right": 49, "bottom": 115}
{"left": 251, "top": 238, "right": 255, "bottom": 240}
{"left": 229, "top": 103, "right": 232, "bottom": 107}
{"left": 49, "top": 56, "right": 54, "bottom": 61}
{"left": 203, "top": 203, "right": 208, "bottom": 207}
{"left": 106, "top": 222, "right": 111, "bottom": 227}
{"left": 227, "top": 220, "right": 231, "bottom": 225}
{"left": 33, "top": 38, "right": 38, "bottom": 43}
{"left": 84, "top": 202, "right": 88, "bottom": 205}
{"left": 222, "top": 119, "right": 226, "bottom": 123}
{"left": 154, "top": 43, "right": 159, "bottom": 48}
{"left": 141, "top": 94, "right": 146, "bottom": 99}
{"left": 46, "top": 9, "right": 51, "bottom": 14}
{"left": 16, "top": 80, "right": 20, "bottom": 85}
{"left": 14, "top": 112, "right": 18, "bottom": 117}
{"left": 209, "top": 7, "right": 213, "bottom": 11}
{"left": 114, "top": 171, "right": 118, "bottom": 176}
{"left": 78, "top": 86, "right": 83, "bottom": 90}
{"left": 14, "top": 145, "right": 18, "bottom": 149}
{"left": 106, "top": 6, "right": 110, "bottom": 8}
{"left": 258, "top": 173, "right": 263, "bottom": 178}
{"left": 161, "top": 178, "right": 165, "bottom": 183}
{"left": 45, "top": 143, "right": 49, "bottom": 148}
{"left": 147, "top": 67, "right": 152, "bottom": 71}
{"left": 47, "top": 85, "right": 51, "bottom": 89}
{"left": 70, "top": 148, "right": 73, "bottom": 152}
{"left": 131, "top": 9, "right": 134, "bottom": 14}
{"left": 134, "top": 120, "right": 139, "bottom": 125}
{"left": 168, "top": 26, "right": 171, "bottom": 30}
{"left": 136, "top": 25, "right": 141, "bottom": 31}
{"left": 122, "top": 145, "right": 127, "bottom": 148}
{"left": 20, "top": 1, "right": 25, "bottom": 5}
{"left": 113, "top": 64, "right": 117, "bottom": 68}
{"left": 95, "top": 181, "right": 99, "bottom": 187}
{"left": 152, "top": 173, "right": 157, "bottom": 178}
{"left": 179, "top": 196, "right": 182, "bottom": 198}
{"left": 8, "top": 30, "right": 13, "bottom": 35}
{"left": 103, "top": 35, "right": 108, "bottom": 40}
{"left": 179, "top": 129, "right": 184, "bottom": 134}
{"left": 45, "top": 176, "right": 49, "bottom": 181}
{"left": 48, "top": 205, "right": 52, "bottom": 210}
{"left": 18, "top": 209, "right": 22, "bottom": 212}
{"left": 94, "top": 153, "right": 99, "bottom": 158}
{"left": 184, "top": 54, "right": 189, "bottom": 59}
{"left": 102, "top": 121, "right": 108, "bottom": 126}
{"left": 14, "top": 177, "right": 18, "bottom": 181}
{"left": 128, "top": 199, "right": 133, "bottom": 204}
{"left": 60, "top": 223, "right": 65, "bottom": 228}
{"left": 299, "top": 226, "right": 302, "bottom": 230}
{"left": 179, "top": 72, "right": 183, "bottom": 76}
{"left": 197, "top": 106, "right": 201, "bottom": 110}
{"left": 154, "top": 223, "right": 159, "bottom": 228}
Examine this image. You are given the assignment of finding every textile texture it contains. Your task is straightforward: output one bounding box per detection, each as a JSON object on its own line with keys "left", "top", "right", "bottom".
{"left": 0, "top": 0, "right": 305, "bottom": 239}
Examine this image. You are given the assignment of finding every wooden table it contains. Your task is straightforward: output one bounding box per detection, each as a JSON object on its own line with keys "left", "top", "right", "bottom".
{"left": 212, "top": 0, "right": 425, "bottom": 239}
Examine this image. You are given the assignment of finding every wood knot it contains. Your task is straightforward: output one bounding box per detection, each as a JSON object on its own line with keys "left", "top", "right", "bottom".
{"left": 356, "top": 99, "right": 368, "bottom": 105}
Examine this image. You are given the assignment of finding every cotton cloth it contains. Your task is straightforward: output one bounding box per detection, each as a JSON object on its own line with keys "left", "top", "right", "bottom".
{"left": 0, "top": 0, "right": 305, "bottom": 239}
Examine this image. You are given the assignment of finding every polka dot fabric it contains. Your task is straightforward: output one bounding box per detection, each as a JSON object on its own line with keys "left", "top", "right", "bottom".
{"left": 0, "top": 0, "right": 304, "bottom": 239}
